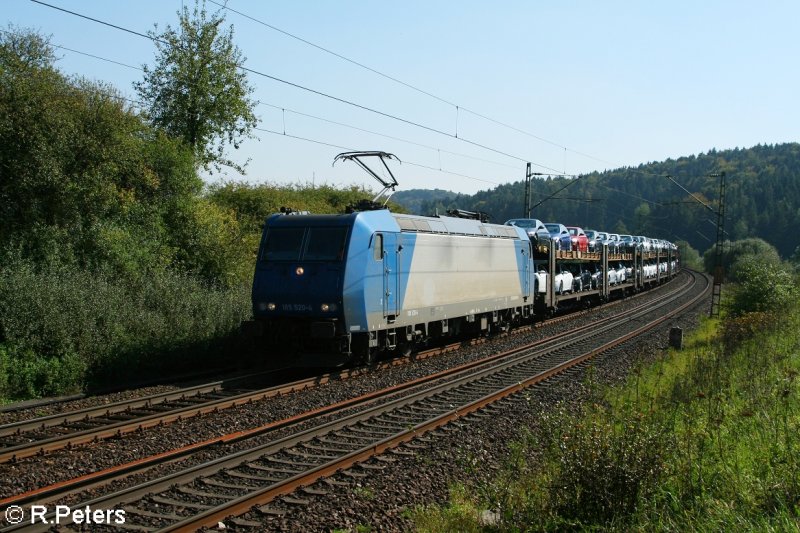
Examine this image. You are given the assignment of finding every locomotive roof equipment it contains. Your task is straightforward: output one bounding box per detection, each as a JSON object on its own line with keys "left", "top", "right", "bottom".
{"left": 333, "top": 151, "right": 400, "bottom": 211}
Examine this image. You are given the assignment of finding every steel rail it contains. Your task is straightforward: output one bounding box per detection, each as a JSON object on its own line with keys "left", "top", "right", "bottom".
{"left": 0, "top": 272, "right": 678, "bottom": 465}
{"left": 0, "top": 359, "right": 432, "bottom": 464}
{"left": 1, "top": 271, "right": 706, "bottom": 532}
{"left": 166, "top": 271, "right": 709, "bottom": 532}
{"left": 1, "top": 272, "right": 692, "bottom": 509}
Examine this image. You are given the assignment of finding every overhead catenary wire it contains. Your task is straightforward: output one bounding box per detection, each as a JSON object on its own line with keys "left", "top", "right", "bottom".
{"left": 53, "top": 43, "right": 142, "bottom": 71}
{"left": 208, "top": 0, "right": 620, "bottom": 170}
{"left": 0, "top": 30, "right": 144, "bottom": 108}
{"left": 207, "top": 0, "right": 459, "bottom": 110}
{"left": 256, "top": 127, "right": 502, "bottom": 186}
{"left": 242, "top": 9, "right": 716, "bottom": 186}
{"left": 664, "top": 174, "right": 717, "bottom": 214}
{"left": 25, "top": 0, "right": 725, "bottom": 200}
{"left": 7, "top": 29, "right": 726, "bottom": 216}
{"left": 259, "top": 101, "right": 521, "bottom": 171}
{"left": 530, "top": 174, "right": 582, "bottom": 209}
{"left": 7, "top": 24, "right": 520, "bottom": 176}
{"left": 255, "top": 126, "right": 352, "bottom": 152}
{"left": 6, "top": 24, "right": 509, "bottom": 186}
{"left": 29, "top": 0, "right": 567, "bottom": 175}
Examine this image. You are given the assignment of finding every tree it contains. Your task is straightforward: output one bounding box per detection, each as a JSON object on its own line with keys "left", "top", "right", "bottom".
{"left": 1, "top": 29, "right": 143, "bottom": 246}
{"left": 612, "top": 220, "right": 630, "bottom": 235}
{"left": 791, "top": 245, "right": 800, "bottom": 272}
{"left": 702, "top": 238, "right": 782, "bottom": 280}
{"left": 633, "top": 202, "right": 651, "bottom": 234}
{"left": 0, "top": 27, "right": 207, "bottom": 274}
{"left": 676, "top": 240, "right": 702, "bottom": 270}
{"left": 134, "top": 1, "right": 257, "bottom": 174}
{"left": 727, "top": 257, "right": 796, "bottom": 316}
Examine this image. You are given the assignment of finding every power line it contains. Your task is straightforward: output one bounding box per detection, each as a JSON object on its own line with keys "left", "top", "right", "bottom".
{"left": 9, "top": 23, "right": 515, "bottom": 174}
{"left": 259, "top": 101, "right": 520, "bottom": 171}
{"left": 30, "top": 0, "right": 565, "bottom": 173}
{"left": 29, "top": 0, "right": 167, "bottom": 45}
{"left": 7, "top": 10, "right": 734, "bottom": 207}
{"left": 53, "top": 43, "right": 142, "bottom": 71}
{"left": 209, "top": 0, "right": 620, "bottom": 170}
{"left": 240, "top": 61, "right": 553, "bottom": 168}
{"left": 403, "top": 161, "right": 500, "bottom": 186}
{"left": 10, "top": 27, "right": 510, "bottom": 183}
{"left": 664, "top": 174, "right": 717, "bottom": 214}
{"left": 37, "top": 31, "right": 524, "bottom": 173}
{"left": 26, "top": 0, "right": 726, "bottom": 189}
{"left": 28, "top": 1, "right": 690, "bottom": 186}
{"left": 207, "top": 0, "right": 458, "bottom": 109}
{"left": 25, "top": 30, "right": 527, "bottom": 175}
{"left": 530, "top": 175, "right": 581, "bottom": 210}
{"left": 255, "top": 126, "right": 352, "bottom": 152}
{"left": 0, "top": 30, "right": 144, "bottom": 108}
{"left": 256, "top": 127, "right": 501, "bottom": 185}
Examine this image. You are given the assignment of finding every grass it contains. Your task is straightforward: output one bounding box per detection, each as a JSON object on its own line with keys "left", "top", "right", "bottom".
{"left": 413, "top": 302, "right": 800, "bottom": 531}
{"left": 353, "top": 485, "right": 376, "bottom": 501}
{"left": 415, "top": 484, "right": 485, "bottom": 533}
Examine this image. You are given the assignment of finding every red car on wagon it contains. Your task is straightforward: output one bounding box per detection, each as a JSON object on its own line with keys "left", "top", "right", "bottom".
{"left": 566, "top": 226, "right": 589, "bottom": 252}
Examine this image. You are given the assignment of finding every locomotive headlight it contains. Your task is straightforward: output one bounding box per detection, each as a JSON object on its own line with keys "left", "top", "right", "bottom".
{"left": 295, "top": 266, "right": 304, "bottom": 276}
{"left": 321, "top": 303, "right": 338, "bottom": 312}
{"left": 267, "top": 302, "right": 276, "bottom": 311}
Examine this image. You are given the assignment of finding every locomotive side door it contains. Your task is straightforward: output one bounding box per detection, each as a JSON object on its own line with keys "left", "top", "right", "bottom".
{"left": 522, "top": 241, "right": 531, "bottom": 300}
{"left": 379, "top": 232, "right": 399, "bottom": 322}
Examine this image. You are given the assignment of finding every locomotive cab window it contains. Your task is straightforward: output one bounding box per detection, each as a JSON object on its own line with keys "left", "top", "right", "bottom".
{"left": 263, "top": 227, "right": 305, "bottom": 261}
{"left": 305, "top": 227, "right": 348, "bottom": 261}
{"left": 263, "top": 227, "right": 348, "bottom": 262}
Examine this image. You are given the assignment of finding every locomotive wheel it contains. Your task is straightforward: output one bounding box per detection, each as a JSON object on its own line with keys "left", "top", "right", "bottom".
{"left": 400, "top": 343, "right": 413, "bottom": 358}
{"left": 352, "top": 335, "right": 376, "bottom": 366}
{"left": 361, "top": 349, "right": 376, "bottom": 366}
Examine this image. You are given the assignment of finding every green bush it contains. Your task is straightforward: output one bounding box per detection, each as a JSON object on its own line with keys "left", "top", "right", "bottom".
{"left": 677, "top": 240, "right": 703, "bottom": 271}
{"left": 479, "top": 405, "right": 669, "bottom": 530}
{"left": 727, "top": 256, "right": 797, "bottom": 316}
{"left": 0, "top": 255, "right": 250, "bottom": 400}
{"left": 702, "top": 238, "right": 782, "bottom": 279}
{"left": 544, "top": 409, "right": 667, "bottom": 525}
{"left": 416, "top": 302, "right": 800, "bottom": 531}
{"left": 0, "top": 345, "right": 86, "bottom": 399}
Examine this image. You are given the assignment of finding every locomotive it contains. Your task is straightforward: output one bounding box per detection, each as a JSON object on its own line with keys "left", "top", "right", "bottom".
{"left": 244, "top": 152, "right": 679, "bottom": 366}
{"left": 249, "top": 207, "right": 537, "bottom": 365}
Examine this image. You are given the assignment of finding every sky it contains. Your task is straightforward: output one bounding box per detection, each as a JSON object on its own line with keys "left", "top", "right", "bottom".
{"left": 5, "top": 0, "right": 799, "bottom": 195}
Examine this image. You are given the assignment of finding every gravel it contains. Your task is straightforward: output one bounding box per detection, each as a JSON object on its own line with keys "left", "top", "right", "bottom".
{"left": 238, "top": 281, "right": 707, "bottom": 532}
{"left": 0, "top": 272, "right": 706, "bottom": 532}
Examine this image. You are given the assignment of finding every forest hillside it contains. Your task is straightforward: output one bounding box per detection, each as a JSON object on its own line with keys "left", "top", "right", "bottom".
{"left": 400, "top": 143, "right": 800, "bottom": 258}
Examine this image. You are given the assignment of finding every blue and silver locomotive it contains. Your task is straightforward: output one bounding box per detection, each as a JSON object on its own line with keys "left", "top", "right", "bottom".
{"left": 249, "top": 208, "right": 534, "bottom": 365}
{"left": 244, "top": 151, "right": 680, "bottom": 367}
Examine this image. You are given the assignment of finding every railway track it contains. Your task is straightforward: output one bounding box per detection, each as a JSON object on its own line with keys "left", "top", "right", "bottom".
{"left": 0, "top": 275, "right": 646, "bottom": 466}
{"left": 0, "top": 340, "right": 470, "bottom": 466}
{"left": 1, "top": 270, "right": 708, "bottom": 532}
{"left": 1, "top": 272, "right": 691, "bottom": 507}
{"left": 0, "top": 371, "right": 301, "bottom": 464}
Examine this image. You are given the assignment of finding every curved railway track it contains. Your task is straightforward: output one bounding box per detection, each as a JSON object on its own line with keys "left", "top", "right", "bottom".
{"left": 0, "top": 371, "right": 303, "bottom": 464}
{"left": 0, "top": 274, "right": 655, "bottom": 466}
{"left": 1, "top": 270, "right": 708, "bottom": 532}
{"left": 0, "top": 341, "right": 470, "bottom": 465}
